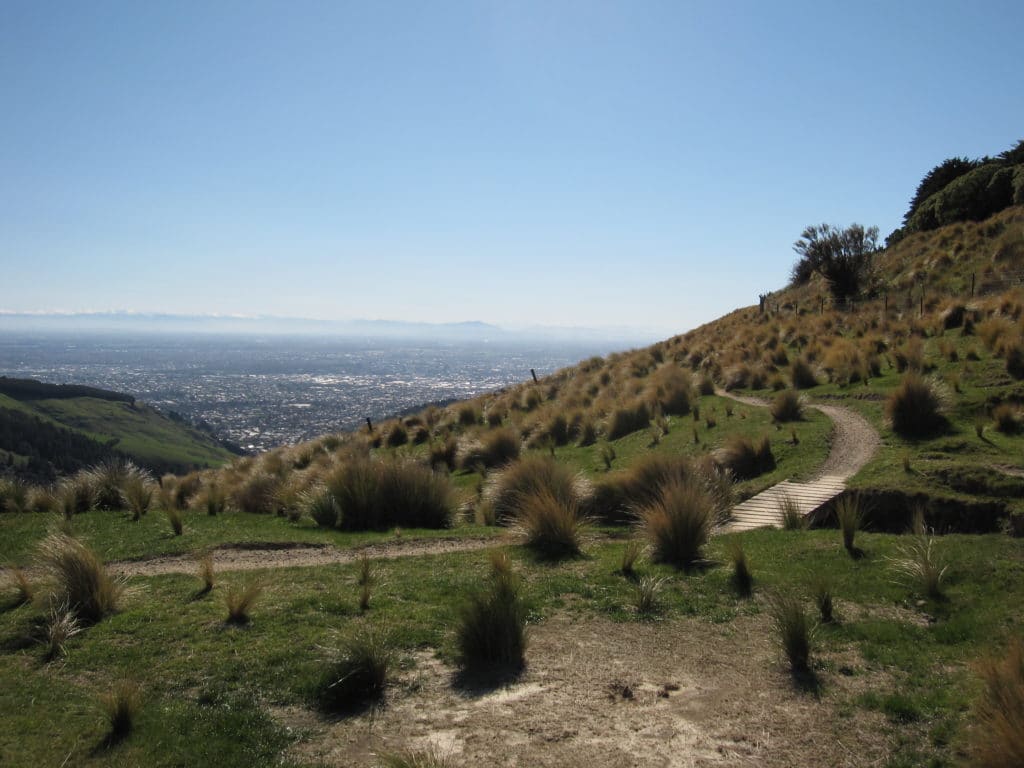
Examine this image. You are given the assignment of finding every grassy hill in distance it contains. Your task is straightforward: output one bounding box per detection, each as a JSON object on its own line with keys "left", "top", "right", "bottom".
{"left": 0, "top": 377, "right": 236, "bottom": 481}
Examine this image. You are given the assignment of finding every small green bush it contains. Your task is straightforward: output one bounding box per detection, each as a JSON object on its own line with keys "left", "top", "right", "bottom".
{"left": 633, "top": 576, "right": 666, "bottom": 616}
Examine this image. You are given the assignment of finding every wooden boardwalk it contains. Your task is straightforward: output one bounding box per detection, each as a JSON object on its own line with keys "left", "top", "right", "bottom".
{"left": 724, "top": 475, "right": 847, "bottom": 532}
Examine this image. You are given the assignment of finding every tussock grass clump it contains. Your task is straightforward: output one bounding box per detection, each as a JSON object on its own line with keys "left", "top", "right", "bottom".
{"left": 638, "top": 477, "right": 717, "bottom": 569}
{"left": 606, "top": 400, "right": 650, "bottom": 440}
{"left": 891, "top": 536, "right": 948, "bottom": 600}
{"left": 1006, "top": 342, "right": 1024, "bottom": 380}
{"left": 517, "top": 490, "right": 586, "bottom": 559}
{"left": 790, "top": 357, "right": 818, "bottom": 389}
{"left": 835, "top": 495, "right": 862, "bottom": 555}
{"left": 101, "top": 680, "right": 141, "bottom": 742}
{"left": 620, "top": 539, "right": 643, "bottom": 576}
{"left": 458, "top": 427, "right": 520, "bottom": 470}
{"left": 317, "top": 628, "right": 393, "bottom": 713}
{"left": 327, "top": 458, "right": 454, "bottom": 531}
{"left": 199, "top": 482, "right": 227, "bottom": 516}
{"left": 225, "top": 580, "right": 263, "bottom": 625}
{"left": 86, "top": 459, "right": 133, "bottom": 510}
{"left": 120, "top": 470, "right": 156, "bottom": 521}
{"left": 481, "top": 456, "right": 587, "bottom": 526}
{"left": 993, "top": 403, "right": 1022, "bottom": 434}
{"left": 165, "top": 507, "right": 184, "bottom": 536}
{"left": 0, "top": 477, "right": 29, "bottom": 513}
{"left": 770, "top": 390, "right": 803, "bottom": 422}
{"left": 232, "top": 472, "right": 280, "bottom": 515}
{"left": 592, "top": 454, "right": 732, "bottom": 526}
{"left": 429, "top": 437, "right": 458, "bottom": 471}
{"left": 385, "top": 422, "right": 408, "bottom": 447}
{"left": 716, "top": 435, "right": 775, "bottom": 480}
{"left": 303, "top": 486, "right": 341, "bottom": 528}
{"left": 812, "top": 577, "right": 835, "bottom": 623}
{"left": 457, "top": 551, "right": 527, "bottom": 671}
{"left": 971, "top": 640, "right": 1024, "bottom": 768}
{"left": 196, "top": 553, "right": 215, "bottom": 594}
{"left": 44, "top": 601, "right": 81, "bottom": 660}
{"left": 768, "top": 593, "right": 814, "bottom": 677}
{"left": 7, "top": 566, "right": 34, "bottom": 605}
{"left": 886, "top": 372, "right": 947, "bottom": 436}
{"left": 727, "top": 540, "right": 752, "bottom": 596}
{"left": 56, "top": 474, "right": 96, "bottom": 517}
{"left": 649, "top": 365, "right": 693, "bottom": 415}
{"left": 37, "top": 533, "right": 122, "bottom": 624}
{"left": 779, "top": 495, "right": 805, "bottom": 530}
{"left": 456, "top": 404, "right": 481, "bottom": 427}
{"left": 633, "top": 576, "right": 666, "bottom": 616}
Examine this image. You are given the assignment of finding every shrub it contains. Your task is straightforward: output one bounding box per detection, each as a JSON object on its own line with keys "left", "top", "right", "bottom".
{"left": 716, "top": 435, "right": 775, "bottom": 480}
{"left": 790, "top": 357, "right": 818, "bottom": 389}
{"left": 770, "top": 390, "right": 803, "bottom": 422}
{"left": 993, "top": 404, "right": 1023, "bottom": 434}
{"left": 886, "top": 373, "right": 946, "bottom": 436}
{"left": 101, "top": 680, "right": 141, "bottom": 742}
{"left": 638, "top": 477, "right": 717, "bottom": 568}
{"left": 480, "top": 456, "right": 587, "bottom": 526}
{"left": 606, "top": 400, "right": 650, "bottom": 440}
{"left": 317, "top": 628, "right": 393, "bottom": 713}
{"left": 727, "top": 540, "right": 752, "bottom": 597}
{"left": 225, "top": 580, "right": 263, "bottom": 624}
{"left": 971, "top": 640, "right": 1024, "bottom": 768}
{"left": 890, "top": 536, "right": 948, "bottom": 600}
{"left": 327, "top": 458, "right": 454, "bottom": 531}
{"left": 303, "top": 486, "right": 341, "bottom": 528}
{"left": 517, "top": 490, "right": 586, "bottom": 559}
{"left": 456, "top": 551, "right": 527, "bottom": 670}
{"left": 768, "top": 593, "right": 814, "bottom": 676}
{"left": 37, "top": 533, "right": 122, "bottom": 624}
{"left": 835, "top": 495, "right": 862, "bottom": 554}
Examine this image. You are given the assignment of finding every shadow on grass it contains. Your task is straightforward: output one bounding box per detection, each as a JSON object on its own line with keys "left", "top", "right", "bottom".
{"left": 791, "top": 666, "right": 823, "bottom": 696}
{"left": 452, "top": 661, "right": 525, "bottom": 698}
{"left": 845, "top": 545, "right": 867, "bottom": 560}
{"left": 188, "top": 585, "right": 213, "bottom": 602}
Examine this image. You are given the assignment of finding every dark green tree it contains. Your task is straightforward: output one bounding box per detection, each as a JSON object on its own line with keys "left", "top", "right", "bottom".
{"left": 791, "top": 223, "right": 879, "bottom": 300}
{"left": 902, "top": 157, "right": 978, "bottom": 227}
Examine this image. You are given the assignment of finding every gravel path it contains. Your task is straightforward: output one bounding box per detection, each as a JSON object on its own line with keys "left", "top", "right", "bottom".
{"left": 715, "top": 389, "right": 880, "bottom": 481}
{"left": 107, "top": 535, "right": 509, "bottom": 578}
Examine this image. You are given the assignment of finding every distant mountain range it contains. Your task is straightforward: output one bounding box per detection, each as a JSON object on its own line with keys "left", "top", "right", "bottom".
{"left": 0, "top": 311, "right": 662, "bottom": 345}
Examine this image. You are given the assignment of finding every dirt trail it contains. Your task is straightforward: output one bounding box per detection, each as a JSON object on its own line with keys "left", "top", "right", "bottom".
{"left": 107, "top": 535, "right": 510, "bottom": 578}
{"left": 716, "top": 389, "right": 879, "bottom": 481}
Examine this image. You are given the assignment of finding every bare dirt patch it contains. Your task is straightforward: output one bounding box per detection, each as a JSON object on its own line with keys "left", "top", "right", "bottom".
{"left": 107, "top": 535, "right": 510, "bottom": 578}
{"left": 283, "top": 614, "right": 891, "bottom": 767}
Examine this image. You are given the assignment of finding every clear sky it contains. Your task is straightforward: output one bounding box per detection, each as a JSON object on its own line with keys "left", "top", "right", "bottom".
{"left": 2, "top": 1, "right": 1022, "bottom": 337}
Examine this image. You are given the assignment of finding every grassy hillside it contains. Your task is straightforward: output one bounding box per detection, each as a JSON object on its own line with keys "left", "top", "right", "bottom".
{"left": 0, "top": 385, "right": 234, "bottom": 481}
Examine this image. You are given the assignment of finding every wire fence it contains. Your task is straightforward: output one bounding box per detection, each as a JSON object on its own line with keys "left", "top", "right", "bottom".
{"left": 759, "top": 270, "right": 1024, "bottom": 317}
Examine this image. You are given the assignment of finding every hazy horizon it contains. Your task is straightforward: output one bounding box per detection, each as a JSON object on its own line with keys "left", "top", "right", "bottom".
{"left": 2, "top": 2, "right": 1022, "bottom": 332}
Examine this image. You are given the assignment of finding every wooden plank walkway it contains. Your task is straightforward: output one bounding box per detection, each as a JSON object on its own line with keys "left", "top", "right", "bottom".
{"left": 724, "top": 475, "right": 846, "bottom": 532}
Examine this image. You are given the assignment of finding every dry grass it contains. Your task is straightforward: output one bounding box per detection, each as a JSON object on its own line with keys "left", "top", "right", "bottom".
{"left": 835, "top": 495, "right": 862, "bottom": 554}
{"left": 606, "top": 400, "right": 650, "bottom": 440}
{"left": 517, "top": 490, "right": 586, "bottom": 559}
{"left": 317, "top": 627, "right": 393, "bottom": 713}
{"left": 633, "top": 575, "right": 667, "bottom": 616}
{"left": 716, "top": 435, "right": 775, "bottom": 480}
{"left": 890, "top": 535, "right": 948, "bottom": 600}
{"left": 456, "top": 551, "right": 527, "bottom": 671}
{"left": 886, "top": 372, "right": 947, "bottom": 436}
{"left": 36, "top": 533, "right": 122, "bottom": 624}
{"left": 971, "top": 640, "right": 1024, "bottom": 768}
{"left": 727, "top": 540, "right": 752, "bottom": 597}
{"left": 993, "top": 403, "right": 1022, "bottom": 434}
{"left": 770, "top": 390, "right": 803, "bottom": 422}
{"left": 327, "top": 458, "right": 454, "bottom": 531}
{"left": 196, "top": 553, "right": 215, "bottom": 594}
{"left": 376, "top": 747, "right": 453, "bottom": 768}
{"left": 619, "top": 539, "right": 643, "bottom": 576}
{"left": 8, "top": 566, "right": 34, "bottom": 605}
{"left": 43, "top": 601, "right": 81, "bottom": 661}
{"left": 481, "top": 456, "right": 587, "bottom": 526}
{"left": 165, "top": 507, "right": 184, "bottom": 536}
{"left": 100, "top": 680, "right": 142, "bottom": 742}
{"left": 225, "top": 579, "right": 263, "bottom": 624}
{"left": 768, "top": 593, "right": 814, "bottom": 677}
{"left": 779, "top": 494, "right": 806, "bottom": 530}
{"left": 637, "top": 477, "right": 716, "bottom": 569}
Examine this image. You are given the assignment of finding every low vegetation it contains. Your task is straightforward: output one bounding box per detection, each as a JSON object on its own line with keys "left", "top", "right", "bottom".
{"left": 456, "top": 551, "right": 527, "bottom": 671}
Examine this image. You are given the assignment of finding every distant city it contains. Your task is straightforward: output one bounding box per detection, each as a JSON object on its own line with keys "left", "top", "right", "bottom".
{"left": 0, "top": 333, "right": 617, "bottom": 452}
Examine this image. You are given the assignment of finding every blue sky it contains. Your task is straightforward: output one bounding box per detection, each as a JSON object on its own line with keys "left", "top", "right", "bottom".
{"left": 1, "top": 1, "right": 1022, "bottom": 336}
